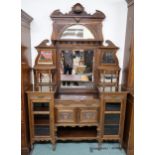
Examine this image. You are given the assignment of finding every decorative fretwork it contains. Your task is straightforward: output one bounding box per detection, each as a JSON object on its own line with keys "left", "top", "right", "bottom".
{"left": 98, "top": 40, "right": 120, "bottom": 90}
{"left": 33, "top": 40, "right": 57, "bottom": 86}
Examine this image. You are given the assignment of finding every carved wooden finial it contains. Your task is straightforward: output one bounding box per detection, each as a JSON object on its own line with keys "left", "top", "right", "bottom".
{"left": 72, "top": 3, "right": 84, "bottom": 14}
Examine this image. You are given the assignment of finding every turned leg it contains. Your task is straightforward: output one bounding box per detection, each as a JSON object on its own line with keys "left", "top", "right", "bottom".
{"left": 52, "top": 143, "right": 56, "bottom": 151}
{"left": 98, "top": 141, "right": 102, "bottom": 150}
{"left": 30, "top": 142, "right": 34, "bottom": 150}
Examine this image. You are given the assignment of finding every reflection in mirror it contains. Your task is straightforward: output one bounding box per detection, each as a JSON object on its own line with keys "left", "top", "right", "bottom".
{"left": 60, "top": 50, "right": 94, "bottom": 88}
{"left": 102, "top": 51, "right": 115, "bottom": 64}
{"left": 61, "top": 25, "right": 95, "bottom": 40}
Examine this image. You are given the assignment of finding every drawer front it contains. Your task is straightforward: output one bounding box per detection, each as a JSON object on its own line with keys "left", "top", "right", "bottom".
{"left": 79, "top": 108, "right": 98, "bottom": 123}
{"left": 56, "top": 108, "right": 76, "bottom": 123}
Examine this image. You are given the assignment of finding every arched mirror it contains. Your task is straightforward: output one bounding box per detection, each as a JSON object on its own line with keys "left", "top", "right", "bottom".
{"left": 60, "top": 25, "right": 95, "bottom": 40}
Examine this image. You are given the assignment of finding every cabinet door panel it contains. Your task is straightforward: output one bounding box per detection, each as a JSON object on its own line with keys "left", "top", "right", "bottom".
{"left": 56, "top": 108, "right": 76, "bottom": 123}
{"left": 33, "top": 102, "right": 49, "bottom": 112}
{"left": 104, "top": 125, "right": 119, "bottom": 135}
{"left": 104, "top": 114, "right": 120, "bottom": 125}
{"left": 34, "top": 125, "right": 50, "bottom": 136}
{"left": 105, "top": 102, "right": 121, "bottom": 111}
{"left": 79, "top": 109, "right": 98, "bottom": 123}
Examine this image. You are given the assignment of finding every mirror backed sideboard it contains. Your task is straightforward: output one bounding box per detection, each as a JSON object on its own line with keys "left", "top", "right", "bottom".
{"left": 23, "top": 3, "right": 131, "bottom": 152}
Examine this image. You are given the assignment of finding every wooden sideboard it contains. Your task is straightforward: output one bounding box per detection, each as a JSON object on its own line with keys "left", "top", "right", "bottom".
{"left": 27, "top": 85, "right": 128, "bottom": 150}
{"left": 23, "top": 3, "right": 133, "bottom": 153}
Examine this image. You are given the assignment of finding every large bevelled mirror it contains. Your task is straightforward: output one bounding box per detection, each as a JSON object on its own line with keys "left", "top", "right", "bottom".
{"left": 60, "top": 49, "right": 94, "bottom": 88}
{"left": 60, "top": 25, "right": 95, "bottom": 40}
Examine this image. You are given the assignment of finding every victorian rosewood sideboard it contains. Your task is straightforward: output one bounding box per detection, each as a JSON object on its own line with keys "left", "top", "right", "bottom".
{"left": 26, "top": 3, "right": 128, "bottom": 151}
{"left": 27, "top": 85, "right": 127, "bottom": 150}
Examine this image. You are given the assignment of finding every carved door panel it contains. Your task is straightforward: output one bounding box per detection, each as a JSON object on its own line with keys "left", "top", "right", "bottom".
{"left": 79, "top": 108, "right": 98, "bottom": 123}
{"left": 56, "top": 108, "right": 76, "bottom": 123}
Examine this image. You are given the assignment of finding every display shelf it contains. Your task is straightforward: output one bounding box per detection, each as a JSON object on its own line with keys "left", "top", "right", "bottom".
{"left": 57, "top": 126, "right": 97, "bottom": 140}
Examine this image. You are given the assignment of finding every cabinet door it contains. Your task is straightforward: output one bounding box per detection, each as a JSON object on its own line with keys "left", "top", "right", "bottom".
{"left": 103, "top": 101, "right": 121, "bottom": 136}
{"left": 33, "top": 114, "right": 50, "bottom": 136}
{"left": 56, "top": 108, "right": 76, "bottom": 123}
{"left": 79, "top": 108, "right": 98, "bottom": 123}
{"left": 30, "top": 100, "right": 51, "bottom": 138}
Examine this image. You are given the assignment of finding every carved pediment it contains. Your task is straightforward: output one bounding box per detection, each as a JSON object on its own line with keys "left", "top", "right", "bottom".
{"left": 50, "top": 3, "right": 105, "bottom": 19}
{"left": 103, "top": 40, "right": 119, "bottom": 49}
{"left": 35, "top": 39, "right": 54, "bottom": 49}
{"left": 92, "top": 10, "right": 106, "bottom": 18}
{"left": 51, "top": 10, "right": 63, "bottom": 16}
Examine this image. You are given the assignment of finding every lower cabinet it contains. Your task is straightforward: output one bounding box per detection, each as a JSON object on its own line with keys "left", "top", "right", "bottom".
{"left": 55, "top": 101, "right": 99, "bottom": 141}
{"left": 27, "top": 91, "right": 127, "bottom": 151}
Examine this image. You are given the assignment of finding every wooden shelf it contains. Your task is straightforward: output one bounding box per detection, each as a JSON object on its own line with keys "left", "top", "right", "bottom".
{"left": 105, "top": 111, "right": 121, "bottom": 114}
{"left": 33, "top": 111, "right": 50, "bottom": 115}
{"left": 34, "top": 136, "right": 51, "bottom": 141}
{"left": 102, "top": 135, "right": 120, "bottom": 141}
{"left": 104, "top": 123, "right": 119, "bottom": 126}
{"left": 57, "top": 126, "right": 97, "bottom": 140}
{"left": 55, "top": 124, "right": 98, "bottom": 127}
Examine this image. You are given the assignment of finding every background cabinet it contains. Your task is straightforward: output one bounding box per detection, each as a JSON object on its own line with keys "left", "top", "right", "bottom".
{"left": 122, "top": 1, "right": 134, "bottom": 154}
{"left": 21, "top": 10, "right": 33, "bottom": 155}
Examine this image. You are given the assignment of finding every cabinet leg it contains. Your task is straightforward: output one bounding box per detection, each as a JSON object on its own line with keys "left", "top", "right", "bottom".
{"left": 119, "top": 140, "right": 123, "bottom": 149}
{"left": 98, "top": 141, "right": 102, "bottom": 150}
{"left": 31, "top": 144, "right": 34, "bottom": 150}
{"left": 52, "top": 143, "right": 56, "bottom": 151}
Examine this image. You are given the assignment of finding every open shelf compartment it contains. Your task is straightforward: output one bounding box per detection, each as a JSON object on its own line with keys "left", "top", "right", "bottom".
{"left": 57, "top": 126, "right": 97, "bottom": 140}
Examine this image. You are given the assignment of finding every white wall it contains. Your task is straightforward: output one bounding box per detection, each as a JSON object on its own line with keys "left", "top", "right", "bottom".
{"left": 21, "top": 0, "right": 127, "bottom": 83}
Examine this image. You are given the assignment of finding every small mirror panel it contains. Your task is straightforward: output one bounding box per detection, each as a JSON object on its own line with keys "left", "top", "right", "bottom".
{"left": 61, "top": 25, "right": 95, "bottom": 40}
